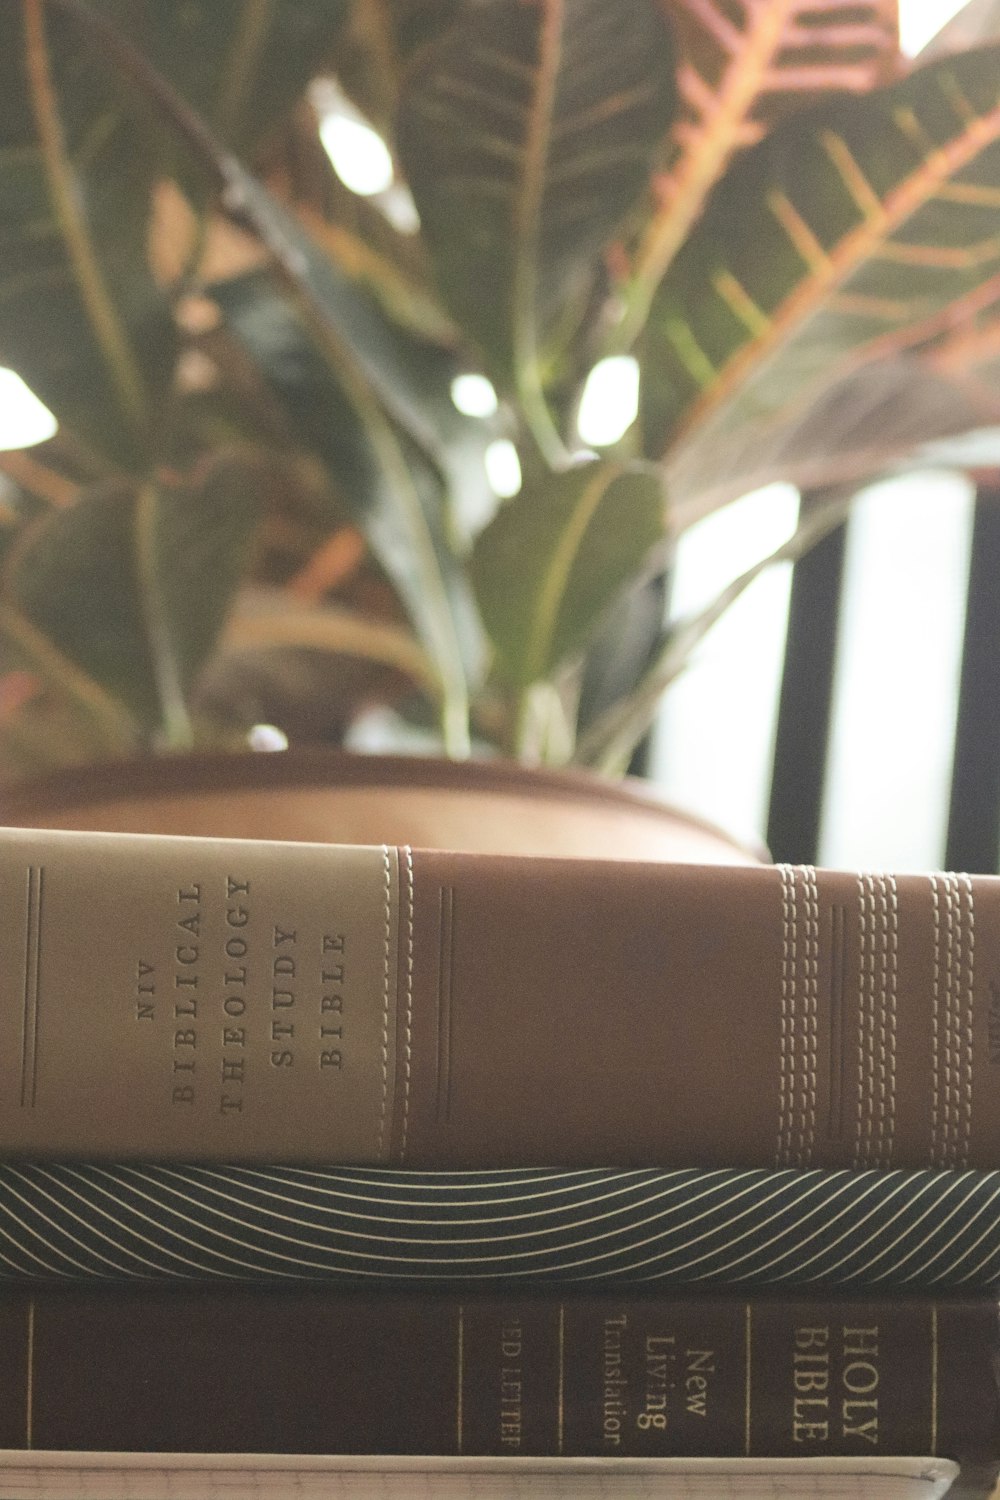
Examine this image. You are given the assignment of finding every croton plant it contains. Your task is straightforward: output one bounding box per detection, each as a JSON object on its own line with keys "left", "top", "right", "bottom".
{"left": 0, "top": 0, "right": 998, "bottom": 777}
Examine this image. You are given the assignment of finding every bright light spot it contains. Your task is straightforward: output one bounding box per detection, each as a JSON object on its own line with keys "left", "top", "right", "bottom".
{"left": 0, "top": 368, "right": 57, "bottom": 451}
{"left": 380, "top": 185, "right": 421, "bottom": 235}
{"left": 451, "top": 373, "right": 499, "bottom": 418}
{"left": 899, "top": 0, "right": 967, "bottom": 54}
{"left": 248, "top": 723, "right": 289, "bottom": 752}
{"left": 577, "top": 356, "right": 639, "bottom": 447}
{"left": 485, "top": 439, "right": 522, "bottom": 498}
{"left": 319, "top": 113, "right": 394, "bottom": 196}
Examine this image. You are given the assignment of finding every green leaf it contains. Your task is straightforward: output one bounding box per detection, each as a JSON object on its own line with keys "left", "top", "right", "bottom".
{"left": 395, "top": 0, "right": 676, "bottom": 389}
{"left": 641, "top": 43, "right": 1000, "bottom": 501}
{"left": 333, "top": 0, "right": 464, "bottom": 128}
{"left": 0, "top": 598, "right": 139, "bottom": 753}
{"left": 575, "top": 570, "right": 670, "bottom": 739}
{"left": 0, "top": 0, "right": 178, "bottom": 469}
{"left": 470, "top": 461, "right": 668, "bottom": 688}
{"left": 575, "top": 489, "right": 854, "bottom": 773}
{"left": 209, "top": 267, "right": 487, "bottom": 745}
{"left": 3, "top": 458, "right": 261, "bottom": 738}
{"left": 89, "top": 0, "right": 350, "bottom": 156}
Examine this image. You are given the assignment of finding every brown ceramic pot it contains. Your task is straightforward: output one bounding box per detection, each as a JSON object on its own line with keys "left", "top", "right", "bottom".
{"left": 0, "top": 749, "right": 760, "bottom": 864}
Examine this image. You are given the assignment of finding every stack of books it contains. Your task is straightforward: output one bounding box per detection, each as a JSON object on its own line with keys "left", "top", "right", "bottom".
{"left": 0, "top": 826, "right": 999, "bottom": 1500}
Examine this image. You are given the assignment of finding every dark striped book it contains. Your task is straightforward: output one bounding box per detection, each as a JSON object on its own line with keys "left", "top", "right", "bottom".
{"left": 4, "top": 1162, "right": 1000, "bottom": 1289}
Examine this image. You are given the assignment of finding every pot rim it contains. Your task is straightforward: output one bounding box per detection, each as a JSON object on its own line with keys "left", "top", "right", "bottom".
{"left": 0, "top": 747, "right": 764, "bottom": 859}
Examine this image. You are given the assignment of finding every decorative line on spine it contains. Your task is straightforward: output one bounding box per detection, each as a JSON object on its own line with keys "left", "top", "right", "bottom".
{"left": 377, "top": 846, "right": 392, "bottom": 1159}
{"left": 930, "top": 1302, "right": 938, "bottom": 1454}
{"left": 958, "top": 874, "right": 975, "bottom": 1168}
{"left": 944, "top": 874, "right": 961, "bottom": 1168}
{"left": 557, "top": 1302, "right": 566, "bottom": 1455}
{"left": 25, "top": 1296, "right": 35, "bottom": 1449}
{"left": 20, "top": 866, "right": 42, "bottom": 1110}
{"left": 399, "top": 846, "right": 415, "bottom": 1162}
{"left": 436, "top": 887, "right": 455, "bottom": 1123}
{"left": 456, "top": 1304, "right": 465, "bottom": 1454}
{"left": 854, "top": 874, "right": 874, "bottom": 1168}
{"left": 744, "top": 1301, "right": 752, "bottom": 1456}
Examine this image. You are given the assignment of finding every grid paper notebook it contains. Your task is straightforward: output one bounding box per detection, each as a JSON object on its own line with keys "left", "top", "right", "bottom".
{"left": 0, "top": 1455, "right": 964, "bottom": 1499}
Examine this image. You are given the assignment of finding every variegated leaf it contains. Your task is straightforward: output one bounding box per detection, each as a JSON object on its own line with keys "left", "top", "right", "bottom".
{"left": 665, "top": 356, "right": 1000, "bottom": 525}
{"left": 622, "top": 0, "right": 898, "bottom": 335}
{"left": 642, "top": 42, "right": 1000, "bottom": 508}
{"left": 395, "top": 0, "right": 676, "bottom": 390}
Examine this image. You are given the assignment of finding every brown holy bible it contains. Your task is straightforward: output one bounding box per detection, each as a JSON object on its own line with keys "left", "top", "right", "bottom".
{"left": 0, "top": 1289, "right": 998, "bottom": 1470}
{"left": 0, "top": 826, "right": 997, "bottom": 1169}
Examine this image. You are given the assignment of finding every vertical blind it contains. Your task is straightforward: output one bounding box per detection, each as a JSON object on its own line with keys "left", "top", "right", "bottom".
{"left": 649, "top": 471, "right": 1000, "bottom": 873}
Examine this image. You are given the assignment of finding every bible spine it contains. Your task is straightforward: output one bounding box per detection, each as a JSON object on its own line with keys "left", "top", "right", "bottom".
{"left": 0, "top": 1290, "right": 997, "bottom": 1464}
{"left": 3, "top": 827, "right": 1000, "bottom": 1168}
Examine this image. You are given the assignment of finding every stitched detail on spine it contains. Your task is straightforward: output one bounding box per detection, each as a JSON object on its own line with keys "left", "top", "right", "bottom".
{"left": 931, "top": 874, "right": 968, "bottom": 1168}
{"left": 377, "top": 846, "right": 392, "bottom": 1158}
{"left": 943, "top": 875, "right": 961, "bottom": 1168}
{"left": 958, "top": 874, "right": 975, "bottom": 1167}
{"left": 930, "top": 875, "right": 943, "bottom": 1166}
{"left": 874, "top": 875, "right": 899, "bottom": 1168}
{"left": 399, "top": 846, "right": 415, "bottom": 1162}
{"left": 854, "top": 875, "right": 872, "bottom": 1167}
{"left": 776, "top": 864, "right": 797, "bottom": 1167}
{"left": 797, "top": 865, "right": 820, "bottom": 1167}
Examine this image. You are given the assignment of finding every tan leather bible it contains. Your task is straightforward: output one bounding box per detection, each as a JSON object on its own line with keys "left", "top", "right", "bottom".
{"left": 0, "top": 826, "right": 996, "bottom": 1169}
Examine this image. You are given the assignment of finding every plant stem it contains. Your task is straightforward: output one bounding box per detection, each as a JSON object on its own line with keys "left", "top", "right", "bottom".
{"left": 133, "top": 483, "right": 195, "bottom": 751}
